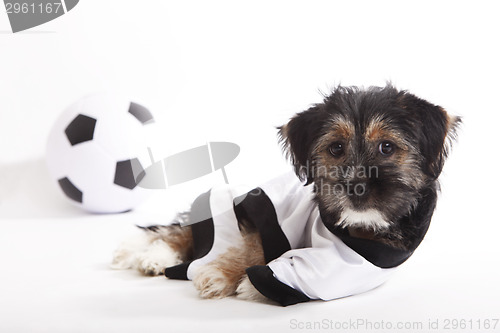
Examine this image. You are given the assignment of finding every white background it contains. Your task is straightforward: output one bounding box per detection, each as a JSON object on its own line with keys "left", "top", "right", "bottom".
{"left": 1, "top": 1, "right": 499, "bottom": 332}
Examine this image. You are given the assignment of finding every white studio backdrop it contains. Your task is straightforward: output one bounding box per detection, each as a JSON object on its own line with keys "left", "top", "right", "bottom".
{"left": 0, "top": 1, "right": 499, "bottom": 332}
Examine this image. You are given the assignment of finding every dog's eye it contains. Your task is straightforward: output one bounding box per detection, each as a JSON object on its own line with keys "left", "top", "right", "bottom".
{"left": 329, "top": 142, "right": 345, "bottom": 157}
{"left": 379, "top": 141, "right": 395, "bottom": 156}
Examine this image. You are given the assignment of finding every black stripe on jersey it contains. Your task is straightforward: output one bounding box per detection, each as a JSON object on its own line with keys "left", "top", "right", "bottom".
{"left": 165, "top": 190, "right": 214, "bottom": 280}
{"left": 234, "top": 188, "right": 291, "bottom": 263}
{"left": 331, "top": 229, "right": 412, "bottom": 269}
{"left": 246, "top": 265, "right": 310, "bottom": 306}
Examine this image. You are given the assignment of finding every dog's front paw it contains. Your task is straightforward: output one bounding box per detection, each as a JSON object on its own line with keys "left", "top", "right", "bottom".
{"left": 236, "top": 274, "right": 268, "bottom": 303}
{"left": 192, "top": 265, "right": 236, "bottom": 299}
{"left": 137, "top": 239, "right": 182, "bottom": 276}
{"left": 111, "top": 233, "right": 181, "bottom": 276}
{"left": 111, "top": 232, "right": 151, "bottom": 270}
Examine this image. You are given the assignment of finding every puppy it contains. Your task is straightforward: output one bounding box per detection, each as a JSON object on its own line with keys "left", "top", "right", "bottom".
{"left": 112, "top": 84, "right": 460, "bottom": 306}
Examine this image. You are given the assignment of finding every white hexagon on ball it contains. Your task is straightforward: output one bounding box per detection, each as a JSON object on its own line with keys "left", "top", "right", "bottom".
{"left": 46, "top": 93, "right": 155, "bottom": 213}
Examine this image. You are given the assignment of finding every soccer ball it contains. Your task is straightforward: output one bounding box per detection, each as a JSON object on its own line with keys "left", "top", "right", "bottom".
{"left": 46, "top": 93, "right": 155, "bottom": 213}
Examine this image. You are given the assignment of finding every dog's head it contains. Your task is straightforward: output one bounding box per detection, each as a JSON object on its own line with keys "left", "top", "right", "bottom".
{"left": 279, "top": 85, "right": 460, "bottom": 235}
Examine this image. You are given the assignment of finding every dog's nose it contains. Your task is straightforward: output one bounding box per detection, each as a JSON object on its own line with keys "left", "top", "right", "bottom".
{"left": 347, "top": 180, "right": 371, "bottom": 210}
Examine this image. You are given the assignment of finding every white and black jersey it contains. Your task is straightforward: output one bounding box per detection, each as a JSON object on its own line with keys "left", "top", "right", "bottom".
{"left": 164, "top": 173, "right": 432, "bottom": 306}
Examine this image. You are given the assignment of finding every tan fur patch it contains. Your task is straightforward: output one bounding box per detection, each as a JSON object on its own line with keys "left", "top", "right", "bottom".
{"left": 365, "top": 117, "right": 385, "bottom": 141}
{"left": 214, "top": 232, "right": 265, "bottom": 288}
{"left": 333, "top": 118, "right": 355, "bottom": 140}
{"left": 445, "top": 110, "right": 460, "bottom": 134}
{"left": 195, "top": 232, "right": 265, "bottom": 298}
{"left": 365, "top": 118, "right": 409, "bottom": 150}
{"left": 313, "top": 116, "right": 354, "bottom": 159}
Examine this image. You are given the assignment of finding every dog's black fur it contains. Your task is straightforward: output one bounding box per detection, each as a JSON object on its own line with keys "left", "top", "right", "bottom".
{"left": 278, "top": 84, "right": 460, "bottom": 250}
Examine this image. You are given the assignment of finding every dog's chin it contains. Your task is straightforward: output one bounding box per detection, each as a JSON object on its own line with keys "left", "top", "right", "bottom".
{"left": 338, "top": 207, "right": 390, "bottom": 231}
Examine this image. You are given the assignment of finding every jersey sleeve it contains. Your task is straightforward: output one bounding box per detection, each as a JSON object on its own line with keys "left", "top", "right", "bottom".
{"left": 246, "top": 238, "right": 396, "bottom": 306}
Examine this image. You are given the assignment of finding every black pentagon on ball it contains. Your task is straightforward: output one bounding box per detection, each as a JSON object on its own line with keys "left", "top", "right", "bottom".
{"left": 58, "top": 177, "right": 83, "bottom": 203}
{"left": 128, "top": 102, "right": 154, "bottom": 125}
{"left": 114, "top": 158, "right": 146, "bottom": 190}
{"left": 65, "top": 114, "right": 97, "bottom": 146}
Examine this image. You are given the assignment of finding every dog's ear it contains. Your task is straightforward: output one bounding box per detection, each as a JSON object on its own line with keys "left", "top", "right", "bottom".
{"left": 400, "top": 94, "right": 461, "bottom": 179}
{"left": 278, "top": 105, "right": 330, "bottom": 184}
